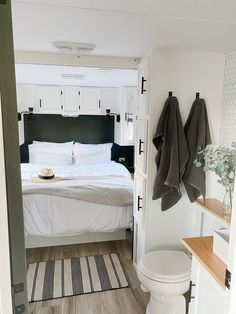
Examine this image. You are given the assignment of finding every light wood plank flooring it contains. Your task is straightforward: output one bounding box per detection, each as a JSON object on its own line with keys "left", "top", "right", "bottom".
{"left": 26, "top": 240, "right": 149, "bottom": 314}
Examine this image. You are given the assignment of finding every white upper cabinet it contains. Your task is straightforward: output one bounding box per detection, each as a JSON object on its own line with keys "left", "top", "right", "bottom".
{"left": 63, "top": 86, "right": 79, "bottom": 113}
{"left": 101, "top": 88, "right": 119, "bottom": 113}
{"left": 16, "top": 84, "right": 38, "bottom": 112}
{"left": 79, "top": 87, "right": 102, "bottom": 114}
{"left": 137, "top": 59, "right": 149, "bottom": 117}
{"left": 38, "top": 86, "right": 63, "bottom": 113}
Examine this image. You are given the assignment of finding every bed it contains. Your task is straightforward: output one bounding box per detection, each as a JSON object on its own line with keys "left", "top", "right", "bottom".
{"left": 21, "top": 162, "right": 133, "bottom": 248}
{"left": 20, "top": 115, "right": 134, "bottom": 248}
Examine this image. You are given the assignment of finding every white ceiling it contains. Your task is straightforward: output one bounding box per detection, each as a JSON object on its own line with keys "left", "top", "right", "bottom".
{"left": 15, "top": 64, "right": 137, "bottom": 87}
{"left": 12, "top": 0, "right": 236, "bottom": 58}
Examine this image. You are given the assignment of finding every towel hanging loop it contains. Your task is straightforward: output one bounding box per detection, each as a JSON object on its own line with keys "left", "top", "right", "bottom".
{"left": 196, "top": 92, "right": 200, "bottom": 99}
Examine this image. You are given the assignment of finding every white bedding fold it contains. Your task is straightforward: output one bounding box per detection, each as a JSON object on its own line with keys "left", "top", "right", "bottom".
{"left": 22, "top": 176, "right": 133, "bottom": 206}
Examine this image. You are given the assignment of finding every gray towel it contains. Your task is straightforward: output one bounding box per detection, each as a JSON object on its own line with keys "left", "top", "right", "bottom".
{"left": 183, "top": 98, "right": 211, "bottom": 202}
{"left": 152, "top": 96, "right": 189, "bottom": 211}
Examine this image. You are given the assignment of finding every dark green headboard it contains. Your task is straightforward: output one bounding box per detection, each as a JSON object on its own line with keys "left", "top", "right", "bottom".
{"left": 24, "top": 114, "right": 114, "bottom": 143}
{"left": 20, "top": 114, "right": 134, "bottom": 171}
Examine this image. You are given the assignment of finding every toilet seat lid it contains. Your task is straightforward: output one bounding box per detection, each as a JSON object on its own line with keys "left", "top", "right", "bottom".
{"left": 139, "top": 250, "right": 191, "bottom": 283}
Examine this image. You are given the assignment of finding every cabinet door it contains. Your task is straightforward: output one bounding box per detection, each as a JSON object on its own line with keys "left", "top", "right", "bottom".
{"left": 125, "top": 87, "right": 137, "bottom": 113}
{"left": 133, "top": 219, "right": 145, "bottom": 266}
{"left": 101, "top": 88, "right": 119, "bottom": 113}
{"left": 137, "top": 60, "right": 149, "bottom": 117}
{"left": 79, "top": 87, "right": 102, "bottom": 114}
{"left": 135, "top": 119, "right": 148, "bottom": 174}
{"left": 38, "top": 86, "right": 62, "bottom": 113}
{"left": 189, "top": 257, "right": 227, "bottom": 314}
{"left": 63, "top": 86, "right": 79, "bottom": 113}
{"left": 16, "top": 84, "right": 38, "bottom": 112}
{"left": 134, "top": 172, "right": 146, "bottom": 224}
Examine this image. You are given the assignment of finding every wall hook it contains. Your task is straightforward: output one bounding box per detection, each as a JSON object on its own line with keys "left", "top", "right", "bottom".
{"left": 196, "top": 92, "right": 200, "bottom": 99}
{"left": 169, "top": 91, "right": 173, "bottom": 97}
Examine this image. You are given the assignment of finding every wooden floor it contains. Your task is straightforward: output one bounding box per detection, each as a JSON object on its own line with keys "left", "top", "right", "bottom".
{"left": 26, "top": 240, "right": 149, "bottom": 314}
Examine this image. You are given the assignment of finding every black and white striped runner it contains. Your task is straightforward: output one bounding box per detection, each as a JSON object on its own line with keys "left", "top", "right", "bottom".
{"left": 27, "top": 253, "right": 129, "bottom": 302}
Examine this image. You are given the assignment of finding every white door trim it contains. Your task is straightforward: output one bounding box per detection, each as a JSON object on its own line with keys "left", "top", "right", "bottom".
{"left": 0, "top": 93, "right": 13, "bottom": 314}
{"left": 227, "top": 182, "right": 236, "bottom": 313}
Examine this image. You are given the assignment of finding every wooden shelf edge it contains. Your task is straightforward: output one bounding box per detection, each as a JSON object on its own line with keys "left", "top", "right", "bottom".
{"left": 196, "top": 198, "right": 231, "bottom": 226}
{"left": 182, "top": 236, "right": 227, "bottom": 289}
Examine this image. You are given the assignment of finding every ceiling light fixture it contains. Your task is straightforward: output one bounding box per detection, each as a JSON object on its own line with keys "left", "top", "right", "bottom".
{"left": 61, "top": 73, "right": 85, "bottom": 80}
{"left": 52, "top": 41, "right": 95, "bottom": 55}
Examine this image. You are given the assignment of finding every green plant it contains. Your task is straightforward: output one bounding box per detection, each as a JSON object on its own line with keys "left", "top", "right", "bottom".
{"left": 194, "top": 145, "right": 236, "bottom": 192}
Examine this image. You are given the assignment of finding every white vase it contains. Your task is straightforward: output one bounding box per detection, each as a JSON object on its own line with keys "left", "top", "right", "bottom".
{"left": 223, "top": 189, "right": 232, "bottom": 216}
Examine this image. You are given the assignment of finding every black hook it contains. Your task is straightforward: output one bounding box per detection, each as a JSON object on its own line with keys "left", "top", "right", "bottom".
{"left": 169, "top": 91, "right": 173, "bottom": 97}
{"left": 196, "top": 92, "right": 200, "bottom": 99}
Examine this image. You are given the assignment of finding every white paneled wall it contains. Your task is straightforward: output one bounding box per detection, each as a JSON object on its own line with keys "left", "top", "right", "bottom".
{"left": 219, "top": 53, "right": 236, "bottom": 146}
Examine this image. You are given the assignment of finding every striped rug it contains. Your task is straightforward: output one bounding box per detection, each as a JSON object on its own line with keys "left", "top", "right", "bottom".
{"left": 27, "top": 253, "right": 129, "bottom": 302}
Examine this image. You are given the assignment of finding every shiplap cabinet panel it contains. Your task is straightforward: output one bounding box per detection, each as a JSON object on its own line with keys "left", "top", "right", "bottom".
{"left": 79, "top": 87, "right": 102, "bottom": 114}
{"left": 63, "top": 86, "right": 79, "bottom": 113}
{"left": 16, "top": 84, "right": 38, "bottom": 112}
{"left": 38, "top": 86, "right": 62, "bottom": 113}
{"left": 137, "top": 61, "right": 149, "bottom": 117}
{"left": 101, "top": 88, "right": 119, "bottom": 113}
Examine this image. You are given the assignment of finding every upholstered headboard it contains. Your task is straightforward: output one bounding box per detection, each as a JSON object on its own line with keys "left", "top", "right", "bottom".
{"left": 20, "top": 114, "right": 134, "bottom": 171}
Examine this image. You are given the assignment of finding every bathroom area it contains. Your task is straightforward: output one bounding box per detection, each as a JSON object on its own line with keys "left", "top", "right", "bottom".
{"left": 133, "top": 48, "right": 236, "bottom": 314}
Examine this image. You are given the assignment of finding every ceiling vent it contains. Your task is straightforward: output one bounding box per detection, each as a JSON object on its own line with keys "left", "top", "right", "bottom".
{"left": 53, "top": 41, "right": 95, "bottom": 54}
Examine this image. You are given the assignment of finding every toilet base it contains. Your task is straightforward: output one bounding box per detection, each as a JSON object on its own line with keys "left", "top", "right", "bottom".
{"left": 146, "top": 294, "right": 186, "bottom": 314}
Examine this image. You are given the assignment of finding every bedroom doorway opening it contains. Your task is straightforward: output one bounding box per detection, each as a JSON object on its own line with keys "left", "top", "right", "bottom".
{"left": 14, "top": 59, "right": 143, "bottom": 311}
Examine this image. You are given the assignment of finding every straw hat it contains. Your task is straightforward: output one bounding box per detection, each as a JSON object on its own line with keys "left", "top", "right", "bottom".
{"left": 31, "top": 168, "right": 61, "bottom": 183}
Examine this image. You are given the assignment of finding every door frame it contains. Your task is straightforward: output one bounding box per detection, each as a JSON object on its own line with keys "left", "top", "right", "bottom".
{"left": 0, "top": 92, "right": 12, "bottom": 314}
{"left": 0, "top": 0, "right": 28, "bottom": 313}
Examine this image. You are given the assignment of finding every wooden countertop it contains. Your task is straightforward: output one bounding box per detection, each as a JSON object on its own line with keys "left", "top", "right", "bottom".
{"left": 196, "top": 198, "right": 231, "bottom": 226}
{"left": 182, "top": 236, "right": 226, "bottom": 288}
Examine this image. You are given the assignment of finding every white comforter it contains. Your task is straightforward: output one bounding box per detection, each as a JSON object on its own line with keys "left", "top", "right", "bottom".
{"left": 21, "top": 162, "right": 134, "bottom": 237}
{"left": 21, "top": 162, "right": 131, "bottom": 181}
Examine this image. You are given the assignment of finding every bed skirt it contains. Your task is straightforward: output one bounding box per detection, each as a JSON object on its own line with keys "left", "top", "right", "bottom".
{"left": 25, "top": 229, "right": 127, "bottom": 248}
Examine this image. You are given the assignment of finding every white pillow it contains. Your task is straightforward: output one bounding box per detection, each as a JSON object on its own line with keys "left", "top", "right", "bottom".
{"left": 29, "top": 142, "right": 73, "bottom": 165}
{"left": 74, "top": 143, "right": 113, "bottom": 165}
{"left": 33, "top": 141, "right": 73, "bottom": 145}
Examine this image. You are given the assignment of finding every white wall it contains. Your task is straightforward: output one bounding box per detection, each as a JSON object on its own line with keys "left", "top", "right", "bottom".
{"left": 145, "top": 49, "right": 225, "bottom": 252}
{"left": 219, "top": 52, "right": 236, "bottom": 146}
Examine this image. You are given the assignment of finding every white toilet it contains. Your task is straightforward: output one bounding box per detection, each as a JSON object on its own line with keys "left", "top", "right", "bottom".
{"left": 137, "top": 250, "right": 191, "bottom": 314}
